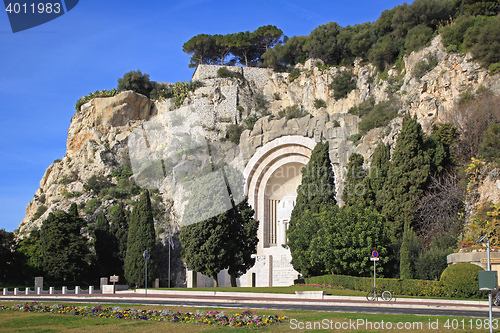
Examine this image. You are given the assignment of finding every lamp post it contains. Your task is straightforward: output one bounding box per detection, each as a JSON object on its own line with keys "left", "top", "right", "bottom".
{"left": 143, "top": 250, "right": 150, "bottom": 297}
{"left": 476, "top": 234, "right": 493, "bottom": 333}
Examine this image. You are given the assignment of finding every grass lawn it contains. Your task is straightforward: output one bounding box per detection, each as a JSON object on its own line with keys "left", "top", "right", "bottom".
{"left": 0, "top": 301, "right": 494, "bottom": 332}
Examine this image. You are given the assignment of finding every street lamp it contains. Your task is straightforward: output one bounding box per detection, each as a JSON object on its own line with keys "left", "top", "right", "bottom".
{"left": 476, "top": 234, "right": 495, "bottom": 333}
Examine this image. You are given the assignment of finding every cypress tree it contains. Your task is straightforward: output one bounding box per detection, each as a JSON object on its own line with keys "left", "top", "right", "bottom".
{"left": 288, "top": 140, "right": 337, "bottom": 276}
{"left": 342, "top": 153, "right": 366, "bottom": 207}
{"left": 109, "top": 203, "right": 128, "bottom": 276}
{"left": 381, "top": 116, "right": 431, "bottom": 238}
{"left": 124, "top": 191, "right": 157, "bottom": 287}
{"left": 227, "top": 198, "right": 259, "bottom": 287}
{"left": 368, "top": 142, "right": 391, "bottom": 212}
{"left": 94, "top": 212, "right": 120, "bottom": 278}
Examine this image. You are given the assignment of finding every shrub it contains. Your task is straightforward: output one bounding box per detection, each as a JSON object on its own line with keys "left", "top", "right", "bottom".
{"left": 440, "top": 263, "right": 486, "bottom": 298}
{"left": 348, "top": 133, "right": 362, "bottom": 146}
{"left": 332, "top": 120, "right": 340, "bottom": 127}
{"left": 330, "top": 70, "right": 357, "bottom": 100}
{"left": 84, "top": 175, "right": 112, "bottom": 194}
{"left": 117, "top": 70, "right": 153, "bottom": 97}
{"left": 243, "top": 114, "right": 260, "bottom": 131}
{"left": 217, "top": 67, "right": 243, "bottom": 80}
{"left": 305, "top": 274, "right": 445, "bottom": 298}
{"left": 413, "top": 54, "right": 439, "bottom": 79}
{"left": 32, "top": 205, "right": 47, "bottom": 221}
{"left": 225, "top": 124, "right": 244, "bottom": 145}
{"left": 273, "top": 92, "right": 281, "bottom": 100}
{"left": 349, "top": 98, "right": 399, "bottom": 135}
{"left": 75, "top": 89, "right": 119, "bottom": 111}
{"left": 84, "top": 198, "right": 101, "bottom": 215}
{"left": 288, "top": 67, "right": 301, "bottom": 82}
{"left": 278, "top": 104, "right": 307, "bottom": 120}
{"left": 254, "top": 92, "right": 269, "bottom": 111}
{"left": 313, "top": 98, "right": 327, "bottom": 109}
{"left": 489, "top": 62, "right": 500, "bottom": 75}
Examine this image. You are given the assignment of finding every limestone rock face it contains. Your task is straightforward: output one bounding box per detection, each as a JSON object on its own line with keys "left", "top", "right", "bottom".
{"left": 19, "top": 34, "right": 500, "bottom": 237}
{"left": 67, "top": 91, "right": 152, "bottom": 156}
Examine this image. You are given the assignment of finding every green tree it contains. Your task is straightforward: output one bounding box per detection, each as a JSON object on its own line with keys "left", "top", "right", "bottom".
{"left": 288, "top": 141, "right": 337, "bottom": 276}
{"left": 478, "top": 122, "right": 500, "bottom": 162}
{"left": 180, "top": 162, "right": 257, "bottom": 287}
{"left": 182, "top": 34, "right": 217, "bottom": 68}
{"left": 367, "top": 143, "right": 391, "bottom": 212}
{"left": 94, "top": 212, "right": 120, "bottom": 277}
{"left": 15, "top": 229, "right": 44, "bottom": 279}
{"left": 41, "top": 206, "right": 89, "bottom": 282}
{"left": 342, "top": 153, "right": 366, "bottom": 207}
{"left": 252, "top": 25, "right": 284, "bottom": 52}
{"left": 315, "top": 205, "right": 391, "bottom": 277}
{"left": 307, "top": 22, "right": 343, "bottom": 65}
{"left": 117, "top": 70, "right": 153, "bottom": 97}
{"left": 0, "top": 229, "right": 15, "bottom": 282}
{"left": 109, "top": 203, "right": 128, "bottom": 276}
{"left": 399, "top": 223, "right": 421, "bottom": 279}
{"left": 330, "top": 70, "right": 357, "bottom": 100}
{"left": 381, "top": 116, "right": 431, "bottom": 238}
{"left": 226, "top": 198, "right": 259, "bottom": 287}
{"left": 124, "top": 191, "right": 157, "bottom": 287}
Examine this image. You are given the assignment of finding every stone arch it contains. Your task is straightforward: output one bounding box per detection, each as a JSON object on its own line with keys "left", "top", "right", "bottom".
{"left": 244, "top": 136, "right": 317, "bottom": 248}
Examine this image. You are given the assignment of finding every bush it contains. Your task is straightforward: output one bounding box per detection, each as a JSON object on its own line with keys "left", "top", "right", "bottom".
{"left": 254, "top": 92, "right": 269, "bottom": 111}
{"left": 488, "top": 62, "right": 500, "bottom": 75}
{"left": 330, "top": 70, "right": 357, "bottom": 100}
{"left": 32, "top": 205, "right": 47, "bottom": 221}
{"left": 413, "top": 54, "right": 439, "bottom": 79}
{"left": 117, "top": 70, "right": 153, "bottom": 97}
{"left": 84, "top": 198, "right": 101, "bottom": 215}
{"left": 84, "top": 175, "right": 112, "bottom": 194}
{"left": 225, "top": 124, "right": 244, "bottom": 145}
{"left": 313, "top": 98, "right": 327, "bottom": 109}
{"left": 278, "top": 104, "right": 307, "bottom": 120}
{"left": 217, "top": 67, "right": 243, "bottom": 80}
{"left": 349, "top": 98, "right": 399, "bottom": 135}
{"left": 75, "top": 89, "right": 119, "bottom": 111}
{"left": 440, "top": 263, "right": 486, "bottom": 298}
{"left": 305, "top": 274, "right": 445, "bottom": 298}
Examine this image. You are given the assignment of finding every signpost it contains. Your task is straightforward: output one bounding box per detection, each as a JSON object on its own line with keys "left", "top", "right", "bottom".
{"left": 476, "top": 235, "right": 494, "bottom": 333}
{"left": 110, "top": 275, "right": 118, "bottom": 293}
{"left": 143, "top": 250, "right": 150, "bottom": 297}
{"left": 370, "top": 250, "right": 379, "bottom": 289}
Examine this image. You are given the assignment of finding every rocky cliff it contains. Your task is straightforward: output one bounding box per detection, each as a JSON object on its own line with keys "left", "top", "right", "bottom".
{"left": 18, "top": 35, "right": 500, "bottom": 258}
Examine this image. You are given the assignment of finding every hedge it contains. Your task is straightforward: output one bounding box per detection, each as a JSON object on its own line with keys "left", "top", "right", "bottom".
{"left": 305, "top": 274, "right": 445, "bottom": 297}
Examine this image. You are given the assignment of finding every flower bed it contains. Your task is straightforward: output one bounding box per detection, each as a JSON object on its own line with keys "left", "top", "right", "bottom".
{"left": 0, "top": 302, "right": 288, "bottom": 329}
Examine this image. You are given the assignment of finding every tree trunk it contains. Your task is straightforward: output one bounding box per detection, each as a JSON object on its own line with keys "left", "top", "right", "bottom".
{"left": 213, "top": 274, "right": 218, "bottom": 287}
{"left": 230, "top": 272, "right": 237, "bottom": 287}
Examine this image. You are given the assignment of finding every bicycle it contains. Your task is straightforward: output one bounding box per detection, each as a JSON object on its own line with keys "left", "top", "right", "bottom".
{"left": 366, "top": 285, "right": 392, "bottom": 302}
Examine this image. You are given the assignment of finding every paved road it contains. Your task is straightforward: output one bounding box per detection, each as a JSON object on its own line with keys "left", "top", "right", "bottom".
{"left": 1, "top": 293, "right": 498, "bottom": 319}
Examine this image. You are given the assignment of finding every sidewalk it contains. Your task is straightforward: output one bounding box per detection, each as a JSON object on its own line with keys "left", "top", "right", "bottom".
{"left": 3, "top": 289, "right": 495, "bottom": 313}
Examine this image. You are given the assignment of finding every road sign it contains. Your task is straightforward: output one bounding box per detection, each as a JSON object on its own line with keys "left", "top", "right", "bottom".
{"left": 372, "top": 250, "right": 379, "bottom": 258}
{"left": 481, "top": 258, "right": 500, "bottom": 263}
{"left": 110, "top": 275, "right": 119, "bottom": 283}
{"left": 370, "top": 257, "right": 380, "bottom": 261}
{"left": 143, "top": 250, "right": 150, "bottom": 260}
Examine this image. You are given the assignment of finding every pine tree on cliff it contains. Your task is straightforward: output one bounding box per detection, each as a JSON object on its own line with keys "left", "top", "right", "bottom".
{"left": 124, "top": 191, "right": 157, "bottom": 287}
{"left": 287, "top": 140, "right": 336, "bottom": 277}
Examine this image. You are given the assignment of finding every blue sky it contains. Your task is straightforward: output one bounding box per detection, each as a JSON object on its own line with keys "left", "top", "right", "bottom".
{"left": 0, "top": 0, "right": 411, "bottom": 232}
